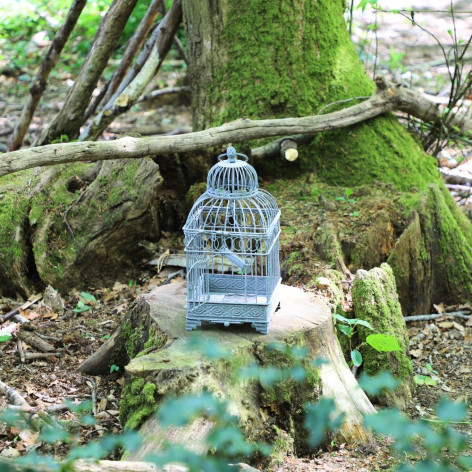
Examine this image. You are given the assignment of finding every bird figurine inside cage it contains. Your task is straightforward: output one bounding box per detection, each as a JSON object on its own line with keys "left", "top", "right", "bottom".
{"left": 183, "top": 146, "right": 281, "bottom": 334}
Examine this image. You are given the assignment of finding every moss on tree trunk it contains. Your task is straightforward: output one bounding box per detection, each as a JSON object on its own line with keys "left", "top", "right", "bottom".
{"left": 352, "top": 263, "right": 412, "bottom": 407}
{"left": 183, "top": 0, "right": 437, "bottom": 188}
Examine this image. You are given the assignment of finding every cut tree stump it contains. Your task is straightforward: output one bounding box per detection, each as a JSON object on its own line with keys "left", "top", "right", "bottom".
{"left": 112, "top": 281, "right": 375, "bottom": 459}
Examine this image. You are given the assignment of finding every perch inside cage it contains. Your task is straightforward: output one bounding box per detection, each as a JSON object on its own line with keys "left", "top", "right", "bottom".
{"left": 183, "top": 146, "right": 281, "bottom": 334}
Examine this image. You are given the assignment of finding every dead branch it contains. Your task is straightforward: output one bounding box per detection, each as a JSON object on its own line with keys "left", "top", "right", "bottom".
{"left": 136, "top": 86, "right": 191, "bottom": 104}
{"left": 17, "top": 329, "right": 55, "bottom": 352}
{"left": 8, "top": 0, "right": 87, "bottom": 151}
{"left": 100, "top": 0, "right": 163, "bottom": 107}
{"left": 404, "top": 311, "right": 470, "bottom": 322}
{"left": 36, "top": 0, "right": 139, "bottom": 145}
{"left": 24, "top": 352, "right": 62, "bottom": 360}
{"left": 80, "top": 0, "right": 182, "bottom": 141}
{"left": 0, "top": 295, "right": 42, "bottom": 325}
{"left": 2, "top": 78, "right": 472, "bottom": 179}
{"left": 17, "top": 339, "right": 25, "bottom": 363}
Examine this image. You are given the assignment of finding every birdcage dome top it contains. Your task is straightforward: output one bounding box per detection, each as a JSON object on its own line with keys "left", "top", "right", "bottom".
{"left": 206, "top": 146, "right": 258, "bottom": 198}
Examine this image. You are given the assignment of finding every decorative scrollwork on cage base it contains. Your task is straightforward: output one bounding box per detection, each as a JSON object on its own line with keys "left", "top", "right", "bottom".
{"left": 183, "top": 146, "right": 281, "bottom": 334}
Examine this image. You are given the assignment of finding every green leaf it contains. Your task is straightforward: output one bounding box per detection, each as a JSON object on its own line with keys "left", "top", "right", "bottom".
{"left": 333, "top": 313, "right": 354, "bottom": 324}
{"left": 366, "top": 334, "right": 402, "bottom": 352}
{"left": 110, "top": 364, "right": 120, "bottom": 373}
{"left": 358, "top": 371, "right": 399, "bottom": 395}
{"left": 414, "top": 374, "right": 438, "bottom": 386}
{"left": 73, "top": 300, "right": 91, "bottom": 313}
{"left": 338, "top": 324, "right": 354, "bottom": 337}
{"left": 0, "top": 331, "right": 12, "bottom": 343}
{"left": 353, "top": 319, "right": 374, "bottom": 330}
{"left": 351, "top": 349, "right": 363, "bottom": 367}
{"left": 436, "top": 399, "right": 467, "bottom": 422}
{"left": 80, "top": 291, "right": 97, "bottom": 303}
{"left": 345, "top": 188, "right": 353, "bottom": 197}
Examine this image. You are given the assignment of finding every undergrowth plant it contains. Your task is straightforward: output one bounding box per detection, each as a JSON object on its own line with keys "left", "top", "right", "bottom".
{"left": 333, "top": 313, "right": 402, "bottom": 370}
{"left": 0, "top": 341, "right": 470, "bottom": 471}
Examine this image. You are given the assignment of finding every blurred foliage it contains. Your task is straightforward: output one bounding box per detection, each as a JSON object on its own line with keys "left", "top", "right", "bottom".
{"left": 0, "top": 0, "right": 155, "bottom": 77}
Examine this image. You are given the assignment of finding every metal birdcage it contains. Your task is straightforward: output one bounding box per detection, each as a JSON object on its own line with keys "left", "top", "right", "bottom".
{"left": 183, "top": 146, "right": 281, "bottom": 334}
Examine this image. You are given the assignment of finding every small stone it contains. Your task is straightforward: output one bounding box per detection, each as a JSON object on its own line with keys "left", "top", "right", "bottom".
{"left": 43, "top": 285, "right": 64, "bottom": 315}
{"left": 0, "top": 447, "right": 20, "bottom": 459}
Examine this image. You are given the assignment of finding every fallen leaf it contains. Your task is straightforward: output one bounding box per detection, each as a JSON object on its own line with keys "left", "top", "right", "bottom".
{"left": 19, "top": 430, "right": 39, "bottom": 447}
{"left": 433, "top": 302, "right": 446, "bottom": 314}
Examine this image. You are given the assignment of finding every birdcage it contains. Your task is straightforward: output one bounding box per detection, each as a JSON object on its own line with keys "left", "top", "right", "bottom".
{"left": 183, "top": 146, "right": 281, "bottom": 334}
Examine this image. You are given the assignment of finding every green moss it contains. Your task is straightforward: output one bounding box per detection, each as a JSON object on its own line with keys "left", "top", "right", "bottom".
{"left": 256, "top": 335, "right": 321, "bottom": 451}
{"left": 268, "top": 426, "right": 294, "bottom": 467}
{"left": 352, "top": 264, "right": 412, "bottom": 405}
{"left": 120, "top": 377, "right": 157, "bottom": 430}
{"left": 122, "top": 321, "right": 144, "bottom": 360}
{"left": 135, "top": 325, "right": 168, "bottom": 358}
{"left": 0, "top": 172, "right": 33, "bottom": 268}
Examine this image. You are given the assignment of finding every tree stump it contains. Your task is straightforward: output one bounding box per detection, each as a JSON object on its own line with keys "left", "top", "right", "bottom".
{"left": 117, "top": 281, "right": 375, "bottom": 460}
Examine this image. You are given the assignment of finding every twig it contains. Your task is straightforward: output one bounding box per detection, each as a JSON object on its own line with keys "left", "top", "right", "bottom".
{"left": 404, "top": 311, "right": 470, "bottom": 322}
{"left": 136, "top": 86, "right": 191, "bottom": 104}
{"left": 162, "top": 269, "right": 184, "bottom": 285}
{"left": 17, "top": 339, "right": 25, "bottom": 363}
{"left": 0, "top": 295, "right": 42, "bottom": 325}
{"left": 24, "top": 352, "right": 62, "bottom": 360}
{"left": 86, "top": 378, "right": 97, "bottom": 416}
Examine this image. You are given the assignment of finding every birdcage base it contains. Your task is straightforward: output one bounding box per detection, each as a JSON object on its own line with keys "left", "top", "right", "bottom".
{"left": 186, "top": 316, "right": 269, "bottom": 334}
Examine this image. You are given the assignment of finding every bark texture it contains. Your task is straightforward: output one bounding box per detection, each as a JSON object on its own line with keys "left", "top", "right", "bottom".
{"left": 36, "top": 0, "right": 138, "bottom": 145}
{"left": 388, "top": 184, "right": 472, "bottom": 314}
{"left": 116, "top": 282, "right": 375, "bottom": 460}
{"left": 0, "top": 158, "right": 162, "bottom": 296}
{"left": 8, "top": 0, "right": 87, "bottom": 151}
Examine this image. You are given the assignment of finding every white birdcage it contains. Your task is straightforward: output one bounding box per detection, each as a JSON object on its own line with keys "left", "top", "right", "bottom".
{"left": 183, "top": 146, "right": 281, "bottom": 334}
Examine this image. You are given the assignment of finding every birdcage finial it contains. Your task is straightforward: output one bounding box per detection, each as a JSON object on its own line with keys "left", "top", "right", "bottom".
{"left": 227, "top": 146, "right": 237, "bottom": 163}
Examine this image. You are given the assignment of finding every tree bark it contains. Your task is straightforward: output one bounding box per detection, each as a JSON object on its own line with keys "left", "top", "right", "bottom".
{"left": 36, "top": 0, "right": 138, "bottom": 145}
{"left": 99, "top": 0, "right": 163, "bottom": 107}
{"left": 80, "top": 0, "right": 182, "bottom": 141}
{"left": 8, "top": 0, "right": 87, "bottom": 151}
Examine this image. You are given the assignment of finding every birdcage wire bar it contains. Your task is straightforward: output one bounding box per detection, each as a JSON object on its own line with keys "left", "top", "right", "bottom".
{"left": 184, "top": 147, "right": 281, "bottom": 334}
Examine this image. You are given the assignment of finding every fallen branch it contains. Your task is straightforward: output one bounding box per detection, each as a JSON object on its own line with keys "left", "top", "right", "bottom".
{"left": 0, "top": 378, "right": 56, "bottom": 430}
{"left": 136, "top": 85, "right": 191, "bottom": 104}
{"left": 24, "top": 352, "right": 62, "bottom": 361}
{"left": 17, "top": 329, "right": 55, "bottom": 352}
{"left": 0, "top": 294, "right": 42, "bottom": 325}
{"left": 99, "top": 0, "right": 163, "bottom": 107}
{"left": 2, "top": 77, "right": 472, "bottom": 179}
{"left": 8, "top": 0, "right": 87, "bottom": 151}
{"left": 404, "top": 310, "right": 470, "bottom": 322}
{"left": 36, "top": 0, "right": 139, "bottom": 145}
{"left": 81, "top": 0, "right": 182, "bottom": 140}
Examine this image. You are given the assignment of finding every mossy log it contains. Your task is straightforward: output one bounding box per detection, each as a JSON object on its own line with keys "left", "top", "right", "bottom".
{"left": 116, "top": 281, "right": 375, "bottom": 460}
{"left": 352, "top": 263, "right": 412, "bottom": 408}
{"left": 0, "top": 158, "right": 162, "bottom": 296}
{"left": 388, "top": 183, "right": 472, "bottom": 315}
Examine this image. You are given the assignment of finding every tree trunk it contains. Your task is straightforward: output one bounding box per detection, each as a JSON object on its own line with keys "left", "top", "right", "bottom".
{"left": 117, "top": 281, "right": 375, "bottom": 460}
{"left": 182, "top": 0, "right": 472, "bottom": 311}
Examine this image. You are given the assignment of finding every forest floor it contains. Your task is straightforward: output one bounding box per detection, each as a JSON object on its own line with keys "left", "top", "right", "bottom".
{"left": 0, "top": 0, "right": 472, "bottom": 470}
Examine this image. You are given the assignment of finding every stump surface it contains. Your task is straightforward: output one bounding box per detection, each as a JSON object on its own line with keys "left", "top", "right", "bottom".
{"left": 123, "top": 281, "right": 375, "bottom": 460}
